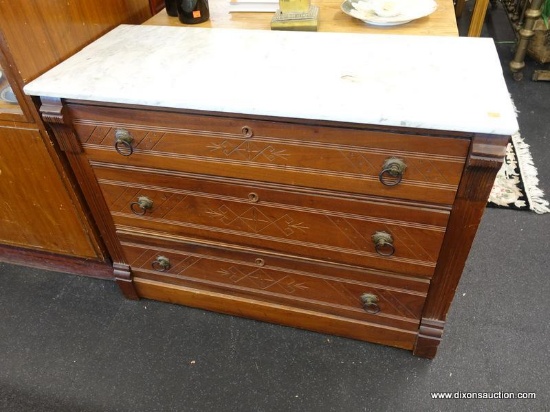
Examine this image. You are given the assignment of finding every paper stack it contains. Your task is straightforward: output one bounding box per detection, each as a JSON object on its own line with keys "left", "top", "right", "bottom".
{"left": 229, "top": 0, "right": 279, "bottom": 12}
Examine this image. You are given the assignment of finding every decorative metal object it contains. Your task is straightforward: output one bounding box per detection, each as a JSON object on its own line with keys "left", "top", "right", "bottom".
{"left": 372, "top": 231, "right": 395, "bottom": 256}
{"left": 379, "top": 157, "right": 407, "bottom": 186}
{"left": 509, "top": 0, "right": 549, "bottom": 81}
{"left": 360, "top": 293, "right": 380, "bottom": 314}
{"left": 114, "top": 129, "right": 134, "bottom": 156}
{"left": 152, "top": 255, "right": 171, "bottom": 272}
{"left": 130, "top": 196, "right": 153, "bottom": 215}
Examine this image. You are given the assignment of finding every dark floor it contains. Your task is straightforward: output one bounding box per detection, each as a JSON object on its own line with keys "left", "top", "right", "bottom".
{"left": 1, "top": 6, "right": 549, "bottom": 412}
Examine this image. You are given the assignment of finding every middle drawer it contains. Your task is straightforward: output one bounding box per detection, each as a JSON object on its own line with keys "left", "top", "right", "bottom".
{"left": 93, "top": 163, "right": 449, "bottom": 278}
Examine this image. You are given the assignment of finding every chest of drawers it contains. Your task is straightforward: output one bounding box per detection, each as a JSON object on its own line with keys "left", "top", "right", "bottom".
{"left": 26, "top": 26, "right": 518, "bottom": 357}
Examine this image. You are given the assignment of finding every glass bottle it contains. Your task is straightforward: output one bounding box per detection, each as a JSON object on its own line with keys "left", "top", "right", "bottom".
{"left": 177, "top": 0, "right": 210, "bottom": 24}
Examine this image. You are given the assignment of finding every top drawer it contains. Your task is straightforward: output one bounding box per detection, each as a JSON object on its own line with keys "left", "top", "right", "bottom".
{"left": 68, "top": 104, "right": 470, "bottom": 205}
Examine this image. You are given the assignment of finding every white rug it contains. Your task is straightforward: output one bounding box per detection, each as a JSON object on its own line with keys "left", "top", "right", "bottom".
{"left": 488, "top": 132, "right": 549, "bottom": 214}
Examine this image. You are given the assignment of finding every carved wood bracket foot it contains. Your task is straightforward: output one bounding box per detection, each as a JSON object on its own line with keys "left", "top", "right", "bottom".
{"left": 413, "top": 318, "right": 445, "bottom": 358}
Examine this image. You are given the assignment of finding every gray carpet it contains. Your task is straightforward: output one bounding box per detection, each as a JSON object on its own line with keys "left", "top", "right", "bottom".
{"left": 1, "top": 5, "right": 549, "bottom": 412}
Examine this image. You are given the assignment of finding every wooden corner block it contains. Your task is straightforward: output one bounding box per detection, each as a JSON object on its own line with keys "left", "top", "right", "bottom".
{"left": 413, "top": 318, "right": 446, "bottom": 358}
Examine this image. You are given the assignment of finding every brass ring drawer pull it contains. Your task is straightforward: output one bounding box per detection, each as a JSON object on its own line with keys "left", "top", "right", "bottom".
{"left": 372, "top": 231, "right": 395, "bottom": 256}
{"left": 379, "top": 157, "right": 407, "bottom": 186}
{"left": 241, "top": 125, "right": 254, "bottom": 138}
{"left": 360, "top": 293, "right": 380, "bottom": 314}
{"left": 130, "top": 196, "right": 153, "bottom": 215}
{"left": 114, "top": 129, "right": 134, "bottom": 156}
{"left": 152, "top": 256, "right": 171, "bottom": 272}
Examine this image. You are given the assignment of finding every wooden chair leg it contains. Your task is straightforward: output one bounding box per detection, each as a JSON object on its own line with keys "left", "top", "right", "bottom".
{"left": 455, "top": 0, "right": 466, "bottom": 18}
{"left": 467, "top": 0, "right": 491, "bottom": 36}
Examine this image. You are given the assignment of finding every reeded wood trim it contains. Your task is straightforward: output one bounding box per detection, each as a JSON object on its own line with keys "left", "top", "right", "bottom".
{"left": 413, "top": 133, "right": 509, "bottom": 357}
{"left": 0, "top": 244, "right": 112, "bottom": 280}
{"left": 39, "top": 98, "right": 136, "bottom": 296}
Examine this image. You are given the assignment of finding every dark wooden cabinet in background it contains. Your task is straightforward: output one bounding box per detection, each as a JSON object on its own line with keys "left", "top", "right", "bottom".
{"left": 150, "top": 0, "right": 167, "bottom": 14}
{"left": 0, "top": 1, "right": 153, "bottom": 276}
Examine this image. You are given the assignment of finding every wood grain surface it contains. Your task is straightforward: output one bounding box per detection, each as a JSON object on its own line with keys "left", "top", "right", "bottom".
{"left": 144, "top": 0, "right": 459, "bottom": 37}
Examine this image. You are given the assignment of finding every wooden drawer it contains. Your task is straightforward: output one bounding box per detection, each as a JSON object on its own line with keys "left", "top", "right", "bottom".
{"left": 119, "top": 231, "right": 429, "bottom": 332}
{"left": 68, "top": 104, "right": 470, "bottom": 205}
{"left": 94, "top": 164, "right": 449, "bottom": 278}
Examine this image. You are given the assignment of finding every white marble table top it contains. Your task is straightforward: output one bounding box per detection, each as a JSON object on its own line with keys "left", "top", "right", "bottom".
{"left": 25, "top": 24, "right": 518, "bottom": 135}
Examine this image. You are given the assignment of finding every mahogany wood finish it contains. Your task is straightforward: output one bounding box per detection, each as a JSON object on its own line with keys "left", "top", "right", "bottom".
{"left": 150, "top": 0, "right": 167, "bottom": 15}
{"left": 0, "top": 243, "right": 112, "bottom": 280}
{"left": 40, "top": 97, "right": 509, "bottom": 357}
{"left": 0, "top": 2, "right": 152, "bottom": 272}
{"left": 120, "top": 233, "right": 428, "bottom": 331}
{"left": 68, "top": 104, "right": 470, "bottom": 205}
{"left": 40, "top": 99, "right": 139, "bottom": 298}
{"left": 113, "top": 262, "right": 139, "bottom": 300}
{"left": 412, "top": 134, "right": 509, "bottom": 357}
{"left": 95, "top": 165, "right": 448, "bottom": 277}
{"left": 413, "top": 318, "right": 445, "bottom": 358}
{"left": 135, "top": 276, "right": 419, "bottom": 349}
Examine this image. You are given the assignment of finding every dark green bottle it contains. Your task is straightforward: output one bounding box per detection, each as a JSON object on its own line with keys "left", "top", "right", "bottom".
{"left": 165, "top": 0, "right": 178, "bottom": 16}
{"left": 177, "top": 0, "right": 210, "bottom": 24}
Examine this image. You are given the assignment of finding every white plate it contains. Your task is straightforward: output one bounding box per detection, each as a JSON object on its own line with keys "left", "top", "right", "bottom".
{"left": 0, "top": 85, "right": 17, "bottom": 104}
{"left": 360, "top": 18, "right": 412, "bottom": 26}
{"left": 341, "top": 0, "right": 437, "bottom": 26}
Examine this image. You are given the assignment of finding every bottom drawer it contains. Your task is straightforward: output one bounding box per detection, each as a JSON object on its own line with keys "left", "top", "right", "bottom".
{"left": 134, "top": 277, "right": 418, "bottom": 350}
{"left": 119, "top": 231, "right": 429, "bottom": 333}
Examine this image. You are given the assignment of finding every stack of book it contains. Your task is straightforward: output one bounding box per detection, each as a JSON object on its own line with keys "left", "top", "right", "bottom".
{"left": 229, "top": 0, "right": 279, "bottom": 12}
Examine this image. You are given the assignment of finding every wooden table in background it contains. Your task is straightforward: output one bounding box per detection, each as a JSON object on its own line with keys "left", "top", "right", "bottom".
{"left": 144, "top": 0, "right": 458, "bottom": 37}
